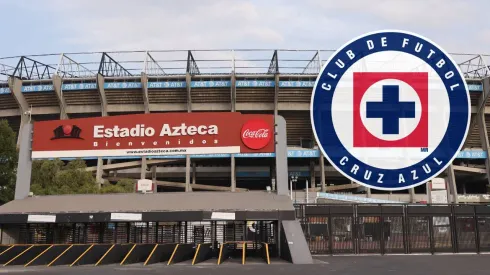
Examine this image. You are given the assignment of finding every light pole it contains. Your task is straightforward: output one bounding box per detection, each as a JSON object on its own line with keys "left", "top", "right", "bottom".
{"left": 290, "top": 175, "right": 298, "bottom": 201}
{"left": 306, "top": 179, "right": 309, "bottom": 204}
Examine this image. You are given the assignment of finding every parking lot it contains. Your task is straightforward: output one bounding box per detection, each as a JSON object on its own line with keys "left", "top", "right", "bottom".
{"left": 0, "top": 254, "right": 488, "bottom": 275}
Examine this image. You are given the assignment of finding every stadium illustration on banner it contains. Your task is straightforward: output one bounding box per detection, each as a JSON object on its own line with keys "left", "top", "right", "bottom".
{"left": 311, "top": 30, "right": 471, "bottom": 190}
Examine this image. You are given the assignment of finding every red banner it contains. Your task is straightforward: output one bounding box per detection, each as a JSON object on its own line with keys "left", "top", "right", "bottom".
{"left": 31, "top": 112, "right": 274, "bottom": 158}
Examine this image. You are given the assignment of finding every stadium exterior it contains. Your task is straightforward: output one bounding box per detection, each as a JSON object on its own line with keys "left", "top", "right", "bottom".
{"left": 0, "top": 49, "right": 489, "bottom": 203}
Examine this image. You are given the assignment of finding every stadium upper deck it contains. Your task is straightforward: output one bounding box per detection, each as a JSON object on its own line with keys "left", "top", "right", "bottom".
{"left": 0, "top": 50, "right": 489, "bottom": 202}
{"left": 0, "top": 50, "right": 488, "bottom": 145}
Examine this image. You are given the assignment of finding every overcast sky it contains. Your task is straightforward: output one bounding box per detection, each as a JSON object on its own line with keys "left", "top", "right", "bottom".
{"left": 0, "top": 0, "right": 489, "bottom": 69}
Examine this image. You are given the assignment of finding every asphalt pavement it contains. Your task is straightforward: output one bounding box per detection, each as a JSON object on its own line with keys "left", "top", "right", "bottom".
{"left": 0, "top": 254, "right": 488, "bottom": 275}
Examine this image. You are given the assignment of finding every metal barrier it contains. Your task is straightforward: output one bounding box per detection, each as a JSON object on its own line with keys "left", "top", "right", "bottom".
{"left": 294, "top": 203, "right": 490, "bottom": 255}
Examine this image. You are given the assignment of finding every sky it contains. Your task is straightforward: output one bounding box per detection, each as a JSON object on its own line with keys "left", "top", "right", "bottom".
{"left": 0, "top": 0, "right": 489, "bottom": 72}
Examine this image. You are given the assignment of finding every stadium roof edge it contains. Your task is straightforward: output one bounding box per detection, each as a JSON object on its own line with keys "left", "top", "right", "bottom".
{"left": 0, "top": 50, "right": 487, "bottom": 80}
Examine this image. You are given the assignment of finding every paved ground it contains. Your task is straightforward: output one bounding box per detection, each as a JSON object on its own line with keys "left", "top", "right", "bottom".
{"left": 0, "top": 255, "right": 488, "bottom": 275}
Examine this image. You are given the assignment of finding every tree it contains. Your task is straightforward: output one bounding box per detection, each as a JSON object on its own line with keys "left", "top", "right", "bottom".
{"left": 100, "top": 178, "right": 135, "bottom": 194}
{"left": 30, "top": 158, "right": 99, "bottom": 195}
{"left": 30, "top": 158, "right": 135, "bottom": 195}
{"left": 0, "top": 120, "right": 18, "bottom": 204}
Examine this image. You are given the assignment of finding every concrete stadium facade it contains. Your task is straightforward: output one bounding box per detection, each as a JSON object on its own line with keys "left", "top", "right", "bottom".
{"left": 0, "top": 50, "right": 489, "bottom": 203}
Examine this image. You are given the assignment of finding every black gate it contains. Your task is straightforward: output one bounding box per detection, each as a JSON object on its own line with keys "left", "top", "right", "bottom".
{"left": 296, "top": 203, "right": 490, "bottom": 255}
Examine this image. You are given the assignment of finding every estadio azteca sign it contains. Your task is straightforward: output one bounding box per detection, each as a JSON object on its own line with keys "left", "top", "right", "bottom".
{"left": 311, "top": 30, "right": 470, "bottom": 190}
{"left": 32, "top": 112, "right": 274, "bottom": 158}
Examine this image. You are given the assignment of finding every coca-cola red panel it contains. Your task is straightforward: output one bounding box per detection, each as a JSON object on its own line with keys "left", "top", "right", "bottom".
{"left": 31, "top": 112, "right": 274, "bottom": 158}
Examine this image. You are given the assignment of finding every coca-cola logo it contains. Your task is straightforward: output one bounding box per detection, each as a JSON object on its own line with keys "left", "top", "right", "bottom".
{"left": 241, "top": 119, "right": 272, "bottom": 150}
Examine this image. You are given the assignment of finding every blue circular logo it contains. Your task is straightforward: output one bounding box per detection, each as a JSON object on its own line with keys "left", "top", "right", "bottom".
{"left": 311, "top": 30, "right": 470, "bottom": 190}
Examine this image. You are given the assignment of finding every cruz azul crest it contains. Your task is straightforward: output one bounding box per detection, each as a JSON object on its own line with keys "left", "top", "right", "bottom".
{"left": 311, "top": 30, "right": 470, "bottom": 190}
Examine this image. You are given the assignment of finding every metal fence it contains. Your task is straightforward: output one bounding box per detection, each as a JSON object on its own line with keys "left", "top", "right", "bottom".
{"left": 1, "top": 220, "right": 277, "bottom": 251}
{"left": 294, "top": 203, "right": 490, "bottom": 255}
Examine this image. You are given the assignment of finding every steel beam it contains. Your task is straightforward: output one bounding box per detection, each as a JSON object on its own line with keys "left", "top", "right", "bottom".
{"left": 267, "top": 50, "right": 279, "bottom": 74}
{"left": 13, "top": 56, "right": 56, "bottom": 80}
{"left": 85, "top": 159, "right": 183, "bottom": 172}
{"left": 144, "top": 52, "right": 166, "bottom": 76}
{"left": 52, "top": 75, "right": 68, "bottom": 119}
{"left": 186, "top": 51, "right": 200, "bottom": 75}
{"left": 98, "top": 52, "right": 132, "bottom": 77}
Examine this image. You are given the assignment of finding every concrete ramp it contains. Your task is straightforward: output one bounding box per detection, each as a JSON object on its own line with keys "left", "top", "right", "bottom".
{"left": 192, "top": 243, "right": 213, "bottom": 265}
{"left": 168, "top": 243, "right": 195, "bottom": 265}
{"left": 4, "top": 245, "right": 51, "bottom": 266}
{"left": 0, "top": 245, "right": 11, "bottom": 254}
{"left": 96, "top": 244, "right": 133, "bottom": 266}
{"left": 26, "top": 245, "right": 71, "bottom": 266}
{"left": 121, "top": 244, "right": 154, "bottom": 265}
{"left": 144, "top": 244, "right": 176, "bottom": 265}
{"left": 281, "top": 220, "right": 313, "bottom": 264}
{"left": 0, "top": 245, "right": 31, "bottom": 265}
{"left": 48, "top": 245, "right": 90, "bottom": 266}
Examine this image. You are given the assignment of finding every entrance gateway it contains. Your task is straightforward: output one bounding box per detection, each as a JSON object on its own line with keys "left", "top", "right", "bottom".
{"left": 0, "top": 112, "right": 313, "bottom": 266}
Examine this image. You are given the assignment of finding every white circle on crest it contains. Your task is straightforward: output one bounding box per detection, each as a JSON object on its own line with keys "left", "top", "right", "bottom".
{"left": 360, "top": 79, "right": 422, "bottom": 141}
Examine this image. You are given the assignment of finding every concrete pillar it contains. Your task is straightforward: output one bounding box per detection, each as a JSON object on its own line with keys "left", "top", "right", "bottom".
{"left": 140, "top": 157, "right": 147, "bottom": 179}
{"left": 319, "top": 156, "right": 326, "bottom": 192}
{"left": 141, "top": 72, "right": 150, "bottom": 113}
{"left": 309, "top": 160, "right": 315, "bottom": 189}
{"left": 230, "top": 73, "right": 237, "bottom": 192}
{"left": 96, "top": 74, "right": 108, "bottom": 116}
{"left": 9, "top": 77, "right": 29, "bottom": 146}
{"left": 446, "top": 164, "right": 458, "bottom": 203}
{"left": 366, "top": 187, "right": 372, "bottom": 198}
{"left": 140, "top": 73, "right": 150, "bottom": 185}
{"left": 231, "top": 156, "right": 236, "bottom": 192}
{"left": 231, "top": 73, "right": 236, "bottom": 112}
{"left": 9, "top": 77, "right": 28, "bottom": 115}
{"left": 273, "top": 74, "right": 279, "bottom": 116}
{"left": 192, "top": 161, "right": 196, "bottom": 184}
{"left": 275, "top": 116, "right": 289, "bottom": 196}
{"left": 186, "top": 73, "right": 192, "bottom": 113}
{"left": 151, "top": 166, "right": 157, "bottom": 181}
{"left": 409, "top": 188, "right": 416, "bottom": 203}
{"left": 52, "top": 75, "right": 68, "bottom": 119}
{"left": 14, "top": 123, "right": 33, "bottom": 200}
{"left": 426, "top": 183, "right": 432, "bottom": 204}
{"left": 477, "top": 79, "right": 490, "bottom": 187}
{"left": 185, "top": 155, "right": 192, "bottom": 192}
{"left": 151, "top": 165, "right": 157, "bottom": 193}
{"left": 96, "top": 157, "right": 104, "bottom": 188}
{"left": 185, "top": 73, "right": 192, "bottom": 191}
{"left": 95, "top": 74, "right": 108, "bottom": 186}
